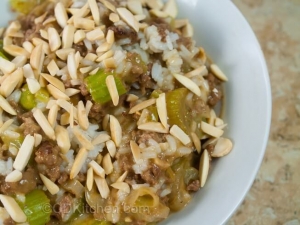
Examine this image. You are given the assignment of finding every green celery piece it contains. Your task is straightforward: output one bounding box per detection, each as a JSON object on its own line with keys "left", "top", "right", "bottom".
{"left": 1, "top": 133, "right": 24, "bottom": 149}
{"left": 147, "top": 106, "right": 158, "bottom": 122}
{"left": 10, "top": 0, "right": 45, "bottom": 14}
{"left": 85, "top": 70, "right": 127, "bottom": 104}
{"left": 150, "top": 90, "right": 162, "bottom": 99}
{"left": 35, "top": 88, "right": 49, "bottom": 103}
{"left": 23, "top": 190, "right": 51, "bottom": 225}
{"left": 19, "top": 85, "right": 36, "bottom": 110}
{"left": 0, "top": 51, "right": 8, "bottom": 60}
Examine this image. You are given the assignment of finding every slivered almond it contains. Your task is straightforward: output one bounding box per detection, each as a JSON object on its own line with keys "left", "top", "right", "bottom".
{"left": 149, "top": 9, "right": 168, "bottom": 18}
{"left": 0, "top": 195, "right": 27, "bottom": 223}
{"left": 116, "top": 171, "right": 128, "bottom": 182}
{"left": 117, "top": 8, "right": 139, "bottom": 32}
{"left": 101, "top": 0, "right": 116, "bottom": 12}
{"left": 185, "top": 66, "right": 208, "bottom": 78}
{"left": 55, "top": 125, "right": 71, "bottom": 154}
{"left": 5, "top": 170, "right": 22, "bottom": 183}
{"left": 0, "top": 68, "right": 23, "bottom": 97}
{"left": 182, "top": 22, "right": 193, "bottom": 37}
{"left": 56, "top": 48, "right": 75, "bottom": 60}
{"left": 39, "top": 75, "right": 47, "bottom": 87}
{"left": 106, "top": 75, "right": 119, "bottom": 106}
{"left": 26, "top": 78, "right": 41, "bottom": 94}
{"left": 173, "top": 73, "right": 201, "bottom": 96}
{"left": 69, "top": 3, "right": 90, "bottom": 22}
{"left": 0, "top": 95, "right": 17, "bottom": 115}
{"left": 48, "top": 104, "right": 59, "bottom": 127}
{"left": 111, "top": 182, "right": 130, "bottom": 193}
{"left": 85, "top": 100, "right": 93, "bottom": 116}
{"left": 0, "top": 119, "right": 14, "bottom": 134}
{"left": 210, "top": 64, "right": 228, "bottom": 81}
{"left": 96, "top": 154, "right": 103, "bottom": 164}
{"left": 191, "top": 132, "right": 201, "bottom": 153}
{"left": 48, "top": 27, "right": 61, "bottom": 52}
{"left": 94, "top": 176, "right": 110, "bottom": 199}
{"left": 67, "top": 52, "right": 78, "bottom": 79}
{"left": 70, "top": 148, "right": 88, "bottom": 179}
{"left": 128, "top": 0, "right": 143, "bottom": 15}
{"left": 74, "top": 30, "right": 86, "bottom": 44}
{"left": 96, "top": 42, "right": 112, "bottom": 53}
{"left": 0, "top": 57, "right": 16, "bottom": 74}
{"left": 88, "top": 0, "right": 100, "bottom": 25}
{"left": 34, "top": 12, "right": 47, "bottom": 24}
{"left": 4, "top": 45, "right": 29, "bottom": 58}
{"left": 40, "top": 174, "right": 59, "bottom": 195}
{"left": 56, "top": 99, "right": 78, "bottom": 119}
{"left": 208, "top": 109, "right": 216, "bottom": 125}
{"left": 80, "top": 66, "right": 94, "bottom": 74}
{"left": 34, "top": 133, "right": 42, "bottom": 147}
{"left": 174, "top": 19, "right": 188, "bottom": 29}
{"left": 163, "top": 0, "right": 178, "bottom": 18}
{"left": 109, "top": 13, "right": 120, "bottom": 22}
{"left": 138, "top": 122, "right": 169, "bottom": 133}
{"left": 170, "top": 125, "right": 191, "bottom": 145}
{"left": 126, "top": 94, "right": 139, "bottom": 102}
{"left": 40, "top": 29, "right": 48, "bottom": 40}
{"left": 5, "top": 21, "right": 21, "bottom": 34}
{"left": 215, "top": 118, "right": 224, "bottom": 126}
{"left": 146, "top": 0, "right": 164, "bottom": 9}
{"left": 199, "top": 150, "right": 209, "bottom": 187}
{"left": 86, "top": 27, "right": 105, "bottom": 42}
{"left": 96, "top": 50, "right": 114, "bottom": 62}
{"left": 62, "top": 25, "right": 75, "bottom": 49}
{"left": 130, "top": 140, "right": 141, "bottom": 162}
{"left": 74, "top": 17, "right": 95, "bottom": 30}
{"left": 69, "top": 104, "right": 74, "bottom": 128}
{"left": 75, "top": 51, "right": 82, "bottom": 68}
{"left": 60, "top": 112, "right": 70, "bottom": 126}
{"left": 129, "top": 98, "right": 156, "bottom": 114}
{"left": 41, "top": 73, "right": 65, "bottom": 92}
{"left": 47, "top": 84, "right": 70, "bottom": 100}
{"left": 13, "top": 135, "right": 35, "bottom": 171}
{"left": 86, "top": 167, "right": 94, "bottom": 191}
{"left": 89, "top": 160, "right": 105, "bottom": 178}
{"left": 32, "top": 37, "right": 50, "bottom": 55}
{"left": 78, "top": 101, "right": 89, "bottom": 130}
{"left": 22, "top": 41, "right": 34, "bottom": 54}
{"left": 102, "top": 153, "right": 113, "bottom": 175}
{"left": 30, "top": 44, "right": 44, "bottom": 72}
{"left": 73, "top": 127, "right": 94, "bottom": 150}
{"left": 109, "top": 115, "right": 122, "bottom": 147}
{"left": 102, "top": 114, "right": 110, "bottom": 131}
{"left": 106, "top": 140, "right": 116, "bottom": 158}
{"left": 23, "top": 64, "right": 35, "bottom": 78}
{"left": 84, "top": 53, "right": 98, "bottom": 61}
{"left": 103, "top": 57, "right": 116, "bottom": 68}
{"left": 66, "top": 88, "right": 80, "bottom": 96}
{"left": 47, "top": 60, "right": 59, "bottom": 76}
{"left": 134, "top": 14, "right": 146, "bottom": 21}
{"left": 3, "top": 37, "right": 12, "bottom": 47}
{"left": 55, "top": 2, "right": 68, "bottom": 28}
{"left": 43, "top": 16, "right": 56, "bottom": 26}
{"left": 156, "top": 93, "right": 168, "bottom": 128}
{"left": 92, "top": 132, "right": 111, "bottom": 145}
{"left": 106, "top": 30, "right": 115, "bottom": 44}
{"left": 211, "top": 138, "right": 233, "bottom": 157}
{"left": 11, "top": 55, "right": 26, "bottom": 67}
{"left": 201, "top": 121, "right": 224, "bottom": 138}
{"left": 33, "top": 108, "right": 55, "bottom": 140}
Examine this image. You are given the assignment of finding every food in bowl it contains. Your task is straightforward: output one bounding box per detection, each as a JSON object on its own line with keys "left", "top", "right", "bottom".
{"left": 0, "top": 0, "right": 233, "bottom": 224}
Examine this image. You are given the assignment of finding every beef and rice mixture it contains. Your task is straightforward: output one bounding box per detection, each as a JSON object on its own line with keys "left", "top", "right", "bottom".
{"left": 0, "top": 0, "right": 232, "bottom": 224}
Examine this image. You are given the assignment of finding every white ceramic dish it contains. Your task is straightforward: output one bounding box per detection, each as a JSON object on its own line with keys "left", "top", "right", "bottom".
{"left": 0, "top": 0, "right": 271, "bottom": 224}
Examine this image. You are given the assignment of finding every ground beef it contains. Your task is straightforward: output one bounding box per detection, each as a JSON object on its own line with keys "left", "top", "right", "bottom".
{"left": 79, "top": 82, "right": 89, "bottom": 96}
{"left": 141, "top": 163, "right": 161, "bottom": 185}
{"left": 187, "top": 180, "right": 200, "bottom": 192}
{"left": 58, "top": 172, "right": 69, "bottom": 185}
{"left": 88, "top": 103, "right": 104, "bottom": 124}
{"left": 73, "top": 42, "right": 87, "bottom": 57}
{"left": 206, "top": 143, "right": 215, "bottom": 156}
{"left": 176, "top": 36, "right": 193, "bottom": 49}
{"left": 63, "top": 79, "right": 72, "bottom": 88}
{"left": 57, "top": 194, "right": 73, "bottom": 221}
{"left": 192, "top": 97, "right": 210, "bottom": 117}
{"left": 35, "top": 141, "right": 62, "bottom": 182}
{"left": 150, "top": 18, "right": 171, "bottom": 42}
{"left": 20, "top": 117, "right": 41, "bottom": 136}
{"left": 108, "top": 25, "right": 138, "bottom": 44}
{"left": 131, "top": 130, "right": 165, "bottom": 145}
{"left": 206, "top": 73, "right": 223, "bottom": 107}
{"left": 116, "top": 153, "right": 134, "bottom": 172}
{"left": 1, "top": 167, "right": 38, "bottom": 195}
{"left": 3, "top": 217, "right": 16, "bottom": 225}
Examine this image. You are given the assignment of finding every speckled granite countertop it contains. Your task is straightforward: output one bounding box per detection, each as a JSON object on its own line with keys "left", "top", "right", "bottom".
{"left": 227, "top": 0, "right": 300, "bottom": 224}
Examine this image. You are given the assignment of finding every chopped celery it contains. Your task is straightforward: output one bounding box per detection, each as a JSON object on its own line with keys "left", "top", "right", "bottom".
{"left": 0, "top": 52, "right": 8, "bottom": 60}
{"left": 85, "top": 70, "right": 126, "bottom": 104}
{"left": 147, "top": 106, "right": 158, "bottom": 122}
{"left": 150, "top": 90, "right": 162, "bottom": 99}
{"left": 71, "top": 215, "right": 112, "bottom": 225}
{"left": 35, "top": 88, "right": 49, "bottom": 103}
{"left": 23, "top": 190, "right": 51, "bottom": 225}
{"left": 10, "top": 0, "right": 45, "bottom": 14}
{"left": 20, "top": 85, "right": 50, "bottom": 110}
{"left": 122, "top": 53, "right": 147, "bottom": 84}
{"left": 1, "top": 133, "right": 24, "bottom": 149}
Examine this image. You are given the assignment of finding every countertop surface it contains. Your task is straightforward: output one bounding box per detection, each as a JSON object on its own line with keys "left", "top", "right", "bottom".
{"left": 228, "top": 0, "right": 300, "bottom": 224}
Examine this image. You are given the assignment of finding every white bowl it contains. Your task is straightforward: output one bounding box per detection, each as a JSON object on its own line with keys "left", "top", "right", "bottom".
{"left": 0, "top": 0, "right": 271, "bottom": 224}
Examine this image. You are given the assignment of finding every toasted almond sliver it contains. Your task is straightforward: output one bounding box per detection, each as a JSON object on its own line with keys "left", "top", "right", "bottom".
{"left": 102, "top": 114, "right": 110, "bottom": 131}
{"left": 5, "top": 170, "right": 22, "bottom": 183}
{"left": 34, "top": 133, "right": 42, "bottom": 147}
{"left": 30, "top": 44, "right": 44, "bottom": 72}
{"left": 130, "top": 140, "right": 141, "bottom": 162}
{"left": 13, "top": 135, "right": 35, "bottom": 171}
{"left": 85, "top": 100, "right": 93, "bottom": 116}
{"left": 111, "top": 182, "right": 130, "bottom": 193}
{"left": 86, "top": 27, "right": 105, "bottom": 42}
{"left": 73, "top": 127, "right": 94, "bottom": 150}
{"left": 185, "top": 66, "right": 208, "bottom": 78}
{"left": 106, "top": 140, "right": 116, "bottom": 158}
{"left": 42, "top": 73, "right": 65, "bottom": 92}
{"left": 126, "top": 94, "right": 139, "bottom": 102}
{"left": 211, "top": 138, "right": 233, "bottom": 157}
{"left": 156, "top": 93, "right": 168, "bottom": 128}
{"left": 55, "top": 125, "right": 71, "bottom": 154}
{"left": 70, "top": 148, "right": 88, "bottom": 179}
{"left": 101, "top": 0, "right": 116, "bottom": 12}
{"left": 0, "top": 95, "right": 17, "bottom": 115}
{"left": 173, "top": 73, "right": 201, "bottom": 96}
{"left": 43, "top": 16, "right": 56, "bottom": 26}
{"left": 109, "top": 13, "right": 120, "bottom": 22}
{"left": 103, "top": 57, "right": 116, "bottom": 69}
{"left": 94, "top": 176, "right": 110, "bottom": 199}
{"left": 201, "top": 121, "right": 224, "bottom": 138}
{"left": 0, "top": 195, "right": 27, "bottom": 223}
{"left": 0, "top": 57, "right": 16, "bottom": 74}
{"left": 56, "top": 48, "right": 75, "bottom": 60}
{"left": 48, "top": 104, "right": 59, "bottom": 128}
{"left": 191, "top": 132, "right": 201, "bottom": 153}
{"left": 129, "top": 98, "right": 156, "bottom": 114}
{"left": 74, "top": 17, "right": 95, "bottom": 30}
{"left": 109, "top": 115, "right": 122, "bottom": 147}
{"left": 26, "top": 78, "right": 41, "bottom": 94}
{"left": 34, "top": 12, "right": 47, "bottom": 24}
{"left": 96, "top": 50, "right": 114, "bottom": 62}
{"left": 96, "top": 42, "right": 112, "bottom": 53}
{"left": 86, "top": 167, "right": 94, "bottom": 191}
{"left": 92, "top": 132, "right": 111, "bottom": 145}
{"left": 55, "top": 2, "right": 68, "bottom": 28}
{"left": 74, "top": 30, "right": 86, "bottom": 44}
{"left": 40, "top": 174, "right": 59, "bottom": 195}
{"left": 47, "top": 84, "right": 70, "bottom": 100}
{"left": 149, "top": 9, "right": 168, "bottom": 18}
{"left": 134, "top": 14, "right": 146, "bottom": 21}
{"left": 11, "top": 55, "right": 27, "bottom": 67}
{"left": 77, "top": 101, "right": 89, "bottom": 130}
{"left": 23, "top": 64, "right": 35, "bottom": 79}
{"left": 106, "top": 30, "right": 115, "bottom": 44}
{"left": 88, "top": 0, "right": 101, "bottom": 25}
{"left": 183, "top": 22, "right": 194, "bottom": 37}
{"left": 117, "top": 8, "right": 139, "bottom": 32}
{"left": 170, "top": 125, "right": 191, "bottom": 145}
{"left": 22, "top": 41, "right": 34, "bottom": 54}
{"left": 66, "top": 88, "right": 80, "bottom": 97}
{"left": 62, "top": 25, "right": 75, "bottom": 49}
{"left": 174, "top": 19, "right": 187, "bottom": 29}
{"left": 89, "top": 160, "right": 105, "bottom": 178}
{"left": 138, "top": 122, "right": 169, "bottom": 133}
{"left": 32, "top": 37, "right": 50, "bottom": 55}
{"left": 48, "top": 27, "right": 61, "bottom": 52}
{"left": 116, "top": 171, "right": 128, "bottom": 182}
{"left": 47, "top": 60, "right": 60, "bottom": 76}
{"left": 80, "top": 66, "right": 94, "bottom": 74}
{"left": 33, "top": 108, "right": 56, "bottom": 140}
{"left": 163, "top": 0, "right": 178, "bottom": 18}
{"left": 106, "top": 75, "right": 119, "bottom": 106}
{"left": 3, "top": 45, "right": 29, "bottom": 58}
{"left": 0, "top": 119, "right": 14, "bottom": 134}
{"left": 128, "top": 0, "right": 143, "bottom": 15}
{"left": 102, "top": 153, "right": 113, "bottom": 175}
{"left": 60, "top": 112, "right": 70, "bottom": 126}
{"left": 0, "top": 68, "right": 23, "bottom": 97}
{"left": 56, "top": 99, "right": 78, "bottom": 119}
{"left": 199, "top": 150, "right": 209, "bottom": 187}
{"left": 67, "top": 52, "right": 78, "bottom": 79}
{"left": 146, "top": 0, "right": 164, "bottom": 9}
{"left": 211, "top": 64, "right": 228, "bottom": 81}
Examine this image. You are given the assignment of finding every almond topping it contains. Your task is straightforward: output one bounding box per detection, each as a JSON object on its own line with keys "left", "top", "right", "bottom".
{"left": 172, "top": 73, "right": 201, "bottom": 96}
{"left": 13, "top": 135, "right": 35, "bottom": 171}
{"left": 170, "top": 125, "right": 191, "bottom": 145}
{"left": 116, "top": 171, "right": 128, "bottom": 182}
{"left": 92, "top": 132, "right": 111, "bottom": 145}
{"left": 102, "top": 153, "right": 113, "bottom": 175}
{"left": 128, "top": 0, "right": 143, "bottom": 15}
{"left": 12, "top": 55, "right": 27, "bottom": 67}
{"left": 56, "top": 48, "right": 75, "bottom": 60}
{"left": 74, "top": 17, "right": 95, "bottom": 30}
{"left": 94, "top": 176, "right": 110, "bottom": 199}
{"left": 70, "top": 148, "right": 88, "bottom": 179}
{"left": 109, "top": 13, "right": 120, "bottom": 22}
{"left": 182, "top": 22, "right": 194, "bottom": 37}
{"left": 106, "top": 75, "right": 119, "bottom": 106}
{"left": 22, "top": 41, "right": 34, "bottom": 54}
{"left": 210, "top": 64, "right": 229, "bottom": 81}
{"left": 130, "top": 140, "right": 141, "bottom": 162}
{"left": 163, "top": 0, "right": 178, "bottom": 18}
{"left": 42, "top": 73, "right": 65, "bottom": 92}
{"left": 74, "top": 30, "right": 86, "bottom": 44}
{"left": 0, "top": 195, "right": 27, "bottom": 223}
{"left": 89, "top": 160, "right": 105, "bottom": 178}
{"left": 211, "top": 138, "right": 233, "bottom": 157}
{"left": 191, "top": 132, "right": 201, "bottom": 153}
{"left": 0, "top": 57, "right": 16, "bottom": 74}
{"left": 62, "top": 25, "right": 75, "bottom": 49}
{"left": 138, "top": 122, "right": 169, "bottom": 133}
{"left": 73, "top": 127, "right": 94, "bottom": 150}
{"left": 106, "top": 140, "right": 116, "bottom": 158}
{"left": 0, "top": 95, "right": 17, "bottom": 115}
{"left": 77, "top": 101, "right": 89, "bottom": 130}
{"left": 86, "top": 27, "right": 105, "bottom": 42}
{"left": 55, "top": 125, "right": 71, "bottom": 154}
{"left": 96, "top": 50, "right": 114, "bottom": 62}
{"left": 33, "top": 108, "right": 56, "bottom": 140}
{"left": 55, "top": 2, "right": 68, "bottom": 28}
{"left": 146, "top": 0, "right": 164, "bottom": 9}
{"left": 111, "top": 182, "right": 130, "bottom": 193}
{"left": 185, "top": 66, "right": 208, "bottom": 78}
{"left": 86, "top": 167, "right": 94, "bottom": 191}
{"left": 5, "top": 170, "right": 22, "bottom": 183}
{"left": 47, "top": 60, "right": 60, "bottom": 76}
{"left": 109, "top": 115, "right": 122, "bottom": 147}
{"left": 103, "top": 57, "right": 116, "bottom": 68}
{"left": 26, "top": 78, "right": 41, "bottom": 94}
{"left": 67, "top": 52, "right": 78, "bottom": 79}
{"left": 34, "top": 133, "right": 42, "bottom": 147}
{"left": 40, "top": 174, "right": 59, "bottom": 195}
{"left": 101, "top": 0, "right": 116, "bottom": 12}
{"left": 199, "top": 150, "right": 209, "bottom": 187}
{"left": 0, "top": 119, "right": 14, "bottom": 134}
{"left": 3, "top": 45, "right": 29, "bottom": 58}
{"left": 201, "top": 121, "right": 224, "bottom": 138}
{"left": 48, "top": 27, "right": 61, "bottom": 51}
{"left": 30, "top": 44, "right": 44, "bottom": 72}
{"left": 47, "top": 84, "right": 70, "bottom": 100}
{"left": 117, "top": 8, "right": 139, "bottom": 32}
{"left": 106, "top": 30, "right": 115, "bottom": 44}
{"left": 129, "top": 98, "right": 156, "bottom": 114}
{"left": 0, "top": 68, "right": 23, "bottom": 97}
{"left": 126, "top": 94, "right": 139, "bottom": 102}
{"left": 156, "top": 93, "right": 168, "bottom": 128}
{"left": 88, "top": 0, "right": 101, "bottom": 25}
{"left": 48, "top": 104, "right": 59, "bottom": 128}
